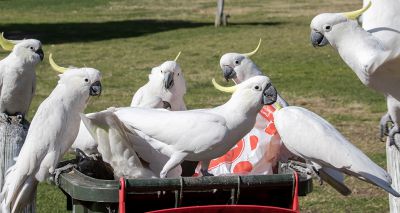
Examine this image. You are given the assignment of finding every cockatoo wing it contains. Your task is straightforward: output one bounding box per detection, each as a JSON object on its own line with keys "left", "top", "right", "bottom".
{"left": 274, "top": 107, "right": 352, "bottom": 168}
{"left": 115, "top": 107, "right": 228, "bottom": 155}
{"left": 275, "top": 106, "right": 400, "bottom": 197}
{"left": 80, "top": 111, "right": 156, "bottom": 178}
{"left": 362, "top": 0, "right": 400, "bottom": 50}
{"left": 360, "top": 0, "right": 400, "bottom": 99}
{"left": 119, "top": 121, "right": 182, "bottom": 178}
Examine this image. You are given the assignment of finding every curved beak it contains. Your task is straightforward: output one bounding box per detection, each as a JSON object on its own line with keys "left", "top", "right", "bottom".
{"left": 263, "top": 83, "right": 277, "bottom": 105}
{"left": 164, "top": 72, "right": 174, "bottom": 89}
{"left": 36, "top": 48, "right": 44, "bottom": 61}
{"left": 222, "top": 65, "right": 236, "bottom": 81}
{"left": 90, "top": 81, "right": 102, "bottom": 96}
{"left": 310, "top": 30, "right": 329, "bottom": 47}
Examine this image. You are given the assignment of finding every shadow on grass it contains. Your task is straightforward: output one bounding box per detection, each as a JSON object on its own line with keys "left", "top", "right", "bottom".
{"left": 1, "top": 20, "right": 211, "bottom": 44}
{"left": 1, "top": 20, "right": 285, "bottom": 44}
{"left": 230, "top": 21, "right": 284, "bottom": 26}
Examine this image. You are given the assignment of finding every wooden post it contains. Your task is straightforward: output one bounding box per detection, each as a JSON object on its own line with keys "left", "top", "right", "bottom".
{"left": 215, "top": 0, "right": 225, "bottom": 27}
{"left": 387, "top": 134, "right": 400, "bottom": 213}
{"left": 0, "top": 114, "right": 35, "bottom": 212}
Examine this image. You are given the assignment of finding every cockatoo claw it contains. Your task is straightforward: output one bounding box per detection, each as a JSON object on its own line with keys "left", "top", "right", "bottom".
{"left": 15, "top": 112, "right": 24, "bottom": 123}
{"left": 200, "top": 169, "right": 214, "bottom": 177}
{"left": 310, "top": 165, "right": 323, "bottom": 185}
{"left": 53, "top": 163, "right": 77, "bottom": 186}
{"left": 379, "top": 113, "right": 392, "bottom": 142}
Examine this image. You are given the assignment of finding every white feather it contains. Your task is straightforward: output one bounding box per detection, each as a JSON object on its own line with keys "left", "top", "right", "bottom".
{"left": 275, "top": 106, "right": 400, "bottom": 197}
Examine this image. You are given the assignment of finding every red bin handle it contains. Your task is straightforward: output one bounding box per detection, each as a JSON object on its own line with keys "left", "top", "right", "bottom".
{"left": 119, "top": 177, "right": 126, "bottom": 213}
{"left": 291, "top": 172, "right": 299, "bottom": 212}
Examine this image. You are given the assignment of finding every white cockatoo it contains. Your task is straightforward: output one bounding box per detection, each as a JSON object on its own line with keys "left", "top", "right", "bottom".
{"left": 106, "top": 75, "right": 277, "bottom": 178}
{"left": 216, "top": 40, "right": 353, "bottom": 194}
{"left": 220, "top": 39, "right": 288, "bottom": 107}
{"left": 70, "top": 52, "right": 187, "bottom": 156}
{"left": 80, "top": 110, "right": 156, "bottom": 179}
{"left": 274, "top": 106, "right": 400, "bottom": 197}
{"left": 310, "top": 1, "right": 400, "bottom": 145}
{"left": 0, "top": 54, "right": 102, "bottom": 213}
{"left": 131, "top": 51, "right": 187, "bottom": 111}
{"left": 0, "top": 33, "right": 44, "bottom": 119}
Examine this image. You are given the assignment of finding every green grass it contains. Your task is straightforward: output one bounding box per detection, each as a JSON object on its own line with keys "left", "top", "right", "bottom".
{"left": 0, "top": 0, "right": 390, "bottom": 212}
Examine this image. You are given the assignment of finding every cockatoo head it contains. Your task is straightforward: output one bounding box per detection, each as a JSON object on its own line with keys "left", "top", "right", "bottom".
{"left": 219, "top": 39, "right": 263, "bottom": 83}
{"left": 49, "top": 54, "right": 102, "bottom": 99}
{"left": 149, "top": 52, "right": 186, "bottom": 95}
{"left": 310, "top": 2, "right": 371, "bottom": 47}
{"left": 60, "top": 68, "right": 102, "bottom": 97}
{"left": 0, "top": 33, "right": 44, "bottom": 64}
{"left": 212, "top": 75, "right": 277, "bottom": 107}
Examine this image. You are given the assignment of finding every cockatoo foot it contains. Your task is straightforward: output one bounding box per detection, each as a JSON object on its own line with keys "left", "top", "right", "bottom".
{"left": 15, "top": 112, "right": 25, "bottom": 123}
{"left": 53, "top": 163, "right": 77, "bottom": 186}
{"left": 75, "top": 148, "right": 98, "bottom": 161}
{"left": 284, "top": 160, "right": 322, "bottom": 184}
{"left": 0, "top": 112, "right": 26, "bottom": 124}
{"left": 388, "top": 124, "right": 400, "bottom": 147}
{"left": 379, "top": 113, "right": 392, "bottom": 142}
{"left": 200, "top": 169, "right": 214, "bottom": 177}
{"left": 0, "top": 112, "right": 11, "bottom": 123}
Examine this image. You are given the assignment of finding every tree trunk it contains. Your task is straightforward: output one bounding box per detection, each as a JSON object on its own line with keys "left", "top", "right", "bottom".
{"left": 215, "top": 0, "right": 224, "bottom": 27}
{"left": 0, "top": 115, "right": 35, "bottom": 212}
{"left": 387, "top": 134, "right": 400, "bottom": 213}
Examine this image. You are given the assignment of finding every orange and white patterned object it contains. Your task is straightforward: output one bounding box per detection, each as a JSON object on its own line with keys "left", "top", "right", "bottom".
{"left": 194, "top": 104, "right": 283, "bottom": 176}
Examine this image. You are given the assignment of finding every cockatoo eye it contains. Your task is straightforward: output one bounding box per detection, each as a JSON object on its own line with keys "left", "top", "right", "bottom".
{"left": 29, "top": 46, "right": 34, "bottom": 50}
{"left": 254, "top": 85, "right": 261, "bottom": 91}
{"left": 234, "top": 60, "right": 240, "bottom": 65}
{"left": 177, "top": 73, "right": 180, "bottom": 76}
{"left": 323, "top": 24, "right": 332, "bottom": 32}
{"left": 84, "top": 78, "right": 89, "bottom": 82}
{"left": 161, "top": 70, "right": 163, "bottom": 73}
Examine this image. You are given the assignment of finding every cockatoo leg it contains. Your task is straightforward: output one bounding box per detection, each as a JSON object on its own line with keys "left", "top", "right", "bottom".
{"left": 388, "top": 123, "right": 400, "bottom": 147}
{"left": 200, "top": 160, "right": 213, "bottom": 176}
{"left": 53, "top": 163, "right": 77, "bottom": 185}
{"left": 379, "top": 112, "right": 392, "bottom": 142}
{"left": 160, "top": 152, "right": 188, "bottom": 178}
